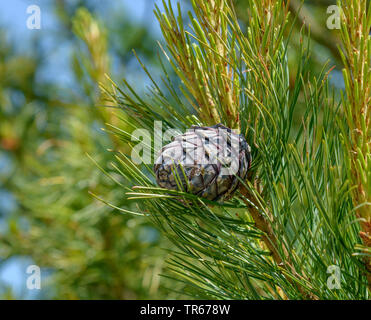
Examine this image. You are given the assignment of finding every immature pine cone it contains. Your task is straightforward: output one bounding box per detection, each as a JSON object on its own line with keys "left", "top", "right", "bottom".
{"left": 154, "top": 123, "right": 251, "bottom": 201}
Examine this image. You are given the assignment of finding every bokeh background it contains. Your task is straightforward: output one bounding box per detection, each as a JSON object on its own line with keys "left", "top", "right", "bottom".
{"left": 0, "top": 0, "right": 344, "bottom": 299}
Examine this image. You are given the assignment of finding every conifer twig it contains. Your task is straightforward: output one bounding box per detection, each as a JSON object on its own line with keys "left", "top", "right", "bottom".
{"left": 239, "top": 185, "right": 318, "bottom": 300}
{"left": 338, "top": 0, "right": 371, "bottom": 291}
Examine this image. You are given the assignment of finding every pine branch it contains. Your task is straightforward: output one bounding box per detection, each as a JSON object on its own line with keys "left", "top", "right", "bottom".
{"left": 154, "top": 0, "right": 241, "bottom": 128}
{"left": 239, "top": 185, "right": 318, "bottom": 300}
{"left": 101, "top": 0, "right": 370, "bottom": 300}
{"left": 338, "top": 0, "right": 371, "bottom": 291}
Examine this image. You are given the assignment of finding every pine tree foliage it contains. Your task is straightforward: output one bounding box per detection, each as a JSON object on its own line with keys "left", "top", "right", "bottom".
{"left": 101, "top": 0, "right": 371, "bottom": 299}
{"left": 338, "top": 0, "right": 371, "bottom": 286}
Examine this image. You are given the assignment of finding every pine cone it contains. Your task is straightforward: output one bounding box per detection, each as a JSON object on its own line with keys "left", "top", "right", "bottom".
{"left": 154, "top": 123, "right": 252, "bottom": 201}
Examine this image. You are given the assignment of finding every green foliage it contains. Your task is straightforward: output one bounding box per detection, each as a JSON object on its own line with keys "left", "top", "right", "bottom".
{"left": 0, "top": 0, "right": 369, "bottom": 300}
{"left": 101, "top": 0, "right": 370, "bottom": 299}
{"left": 0, "top": 4, "right": 175, "bottom": 299}
{"left": 337, "top": 0, "right": 371, "bottom": 287}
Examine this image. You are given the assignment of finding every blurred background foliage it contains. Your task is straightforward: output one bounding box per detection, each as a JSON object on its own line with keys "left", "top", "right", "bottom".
{"left": 0, "top": 0, "right": 345, "bottom": 299}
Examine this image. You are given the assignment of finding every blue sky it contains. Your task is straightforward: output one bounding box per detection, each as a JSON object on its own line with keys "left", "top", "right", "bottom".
{"left": 0, "top": 0, "right": 168, "bottom": 85}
